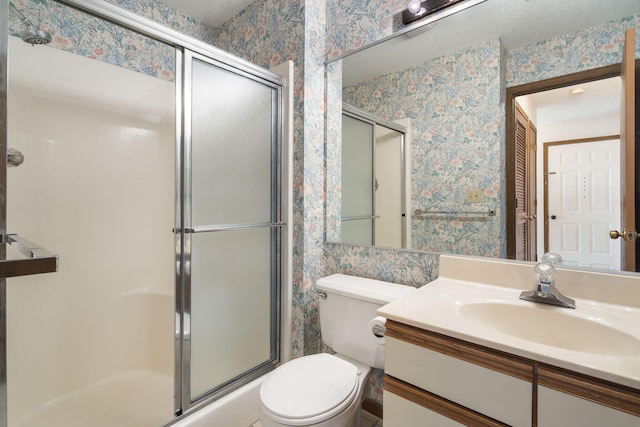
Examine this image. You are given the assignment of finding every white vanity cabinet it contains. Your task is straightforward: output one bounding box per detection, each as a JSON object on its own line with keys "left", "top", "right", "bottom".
{"left": 383, "top": 320, "right": 640, "bottom": 427}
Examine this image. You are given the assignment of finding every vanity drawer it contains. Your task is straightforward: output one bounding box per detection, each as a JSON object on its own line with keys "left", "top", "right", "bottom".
{"left": 384, "top": 389, "right": 466, "bottom": 427}
{"left": 384, "top": 377, "right": 509, "bottom": 427}
{"left": 385, "top": 321, "right": 533, "bottom": 427}
{"left": 538, "top": 386, "right": 640, "bottom": 427}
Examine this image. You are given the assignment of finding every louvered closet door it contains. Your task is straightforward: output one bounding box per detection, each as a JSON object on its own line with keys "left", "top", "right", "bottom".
{"left": 526, "top": 123, "right": 537, "bottom": 261}
{"left": 514, "top": 107, "right": 528, "bottom": 260}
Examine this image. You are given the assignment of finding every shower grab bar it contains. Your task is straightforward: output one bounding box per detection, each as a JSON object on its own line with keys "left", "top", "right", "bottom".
{"left": 0, "top": 234, "right": 59, "bottom": 278}
{"left": 175, "top": 222, "right": 286, "bottom": 234}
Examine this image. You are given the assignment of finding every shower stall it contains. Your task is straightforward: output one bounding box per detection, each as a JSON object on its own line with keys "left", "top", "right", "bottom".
{"left": 0, "top": 1, "right": 291, "bottom": 426}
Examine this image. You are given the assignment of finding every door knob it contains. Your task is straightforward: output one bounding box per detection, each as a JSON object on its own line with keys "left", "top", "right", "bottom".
{"left": 609, "top": 229, "right": 638, "bottom": 241}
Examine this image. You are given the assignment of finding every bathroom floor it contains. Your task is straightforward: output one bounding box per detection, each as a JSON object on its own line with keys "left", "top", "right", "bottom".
{"left": 250, "top": 410, "right": 382, "bottom": 427}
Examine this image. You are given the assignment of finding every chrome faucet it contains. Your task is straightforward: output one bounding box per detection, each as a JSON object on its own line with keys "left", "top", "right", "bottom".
{"left": 519, "top": 253, "right": 575, "bottom": 309}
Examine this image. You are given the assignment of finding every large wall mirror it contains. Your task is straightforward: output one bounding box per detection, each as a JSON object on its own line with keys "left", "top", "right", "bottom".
{"left": 325, "top": 0, "right": 640, "bottom": 272}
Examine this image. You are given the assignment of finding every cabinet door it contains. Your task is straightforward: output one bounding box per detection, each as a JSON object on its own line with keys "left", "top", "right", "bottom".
{"left": 539, "top": 386, "right": 640, "bottom": 427}
{"left": 384, "top": 391, "right": 466, "bottom": 427}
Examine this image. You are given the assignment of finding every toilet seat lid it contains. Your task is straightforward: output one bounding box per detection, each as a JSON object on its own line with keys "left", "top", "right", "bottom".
{"left": 260, "top": 353, "right": 358, "bottom": 422}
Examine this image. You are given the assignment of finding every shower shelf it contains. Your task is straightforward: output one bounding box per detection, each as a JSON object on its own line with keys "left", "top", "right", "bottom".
{"left": 0, "top": 234, "right": 58, "bottom": 278}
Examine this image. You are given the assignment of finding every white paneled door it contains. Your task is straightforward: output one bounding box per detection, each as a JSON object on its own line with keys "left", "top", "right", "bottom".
{"left": 547, "top": 138, "right": 621, "bottom": 270}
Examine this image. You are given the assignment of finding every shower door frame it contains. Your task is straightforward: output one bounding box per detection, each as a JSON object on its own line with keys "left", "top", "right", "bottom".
{"left": 178, "top": 49, "right": 285, "bottom": 412}
{"left": 0, "top": 0, "right": 291, "bottom": 425}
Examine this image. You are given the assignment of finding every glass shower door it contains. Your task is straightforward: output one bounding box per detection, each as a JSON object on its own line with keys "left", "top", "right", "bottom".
{"left": 179, "top": 51, "right": 283, "bottom": 409}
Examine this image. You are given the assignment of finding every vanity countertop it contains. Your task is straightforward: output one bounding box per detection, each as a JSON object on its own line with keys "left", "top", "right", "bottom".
{"left": 377, "top": 255, "right": 640, "bottom": 390}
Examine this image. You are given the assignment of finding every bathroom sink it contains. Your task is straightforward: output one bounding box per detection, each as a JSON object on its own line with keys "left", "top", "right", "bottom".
{"left": 458, "top": 301, "right": 640, "bottom": 356}
{"left": 377, "top": 256, "right": 640, "bottom": 389}
{"left": 414, "top": 280, "right": 640, "bottom": 368}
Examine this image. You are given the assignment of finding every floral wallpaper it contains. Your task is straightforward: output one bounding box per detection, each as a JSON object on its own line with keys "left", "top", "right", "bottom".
{"left": 214, "top": 0, "right": 304, "bottom": 70}
{"left": 104, "top": 0, "right": 217, "bottom": 45}
{"left": 325, "top": 0, "right": 407, "bottom": 60}
{"left": 7, "top": 0, "right": 217, "bottom": 81}
{"left": 299, "top": 0, "right": 330, "bottom": 355}
{"left": 325, "top": 60, "right": 343, "bottom": 243}
{"left": 324, "top": 242, "right": 439, "bottom": 287}
{"left": 341, "top": 39, "right": 504, "bottom": 258}
{"left": 507, "top": 14, "right": 640, "bottom": 87}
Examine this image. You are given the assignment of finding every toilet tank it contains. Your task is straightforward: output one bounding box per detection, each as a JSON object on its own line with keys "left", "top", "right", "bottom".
{"left": 316, "top": 274, "right": 415, "bottom": 369}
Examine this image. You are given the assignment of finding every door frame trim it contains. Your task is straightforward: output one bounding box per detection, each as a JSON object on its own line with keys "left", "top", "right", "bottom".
{"left": 506, "top": 64, "right": 624, "bottom": 259}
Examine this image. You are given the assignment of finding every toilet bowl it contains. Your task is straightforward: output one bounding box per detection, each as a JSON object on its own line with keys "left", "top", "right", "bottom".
{"left": 258, "top": 274, "right": 415, "bottom": 427}
{"left": 259, "top": 353, "right": 370, "bottom": 427}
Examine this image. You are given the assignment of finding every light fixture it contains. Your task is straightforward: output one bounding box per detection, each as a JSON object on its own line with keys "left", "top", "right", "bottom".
{"left": 570, "top": 87, "right": 585, "bottom": 95}
{"left": 403, "top": 0, "right": 467, "bottom": 25}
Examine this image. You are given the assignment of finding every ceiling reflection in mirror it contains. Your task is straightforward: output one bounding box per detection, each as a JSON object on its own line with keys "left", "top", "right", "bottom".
{"left": 325, "top": 0, "right": 640, "bottom": 271}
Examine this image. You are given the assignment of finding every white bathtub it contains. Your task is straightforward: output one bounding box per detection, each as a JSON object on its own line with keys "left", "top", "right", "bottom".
{"left": 170, "top": 376, "right": 267, "bottom": 427}
{"left": 9, "top": 288, "right": 175, "bottom": 427}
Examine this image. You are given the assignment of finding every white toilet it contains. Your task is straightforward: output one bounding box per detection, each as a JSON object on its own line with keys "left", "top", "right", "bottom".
{"left": 259, "top": 274, "right": 415, "bottom": 427}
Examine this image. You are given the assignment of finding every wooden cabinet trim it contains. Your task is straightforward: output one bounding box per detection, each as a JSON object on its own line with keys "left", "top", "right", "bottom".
{"left": 386, "top": 320, "right": 533, "bottom": 382}
{"left": 538, "top": 364, "right": 640, "bottom": 417}
{"left": 386, "top": 321, "right": 640, "bottom": 422}
{"left": 385, "top": 375, "right": 510, "bottom": 427}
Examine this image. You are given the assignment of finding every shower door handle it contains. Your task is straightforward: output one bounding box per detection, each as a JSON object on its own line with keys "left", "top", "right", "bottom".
{"left": 0, "top": 234, "right": 58, "bottom": 278}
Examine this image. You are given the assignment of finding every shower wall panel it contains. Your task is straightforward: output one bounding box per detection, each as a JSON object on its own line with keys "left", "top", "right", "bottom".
{"left": 7, "top": 38, "right": 175, "bottom": 426}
